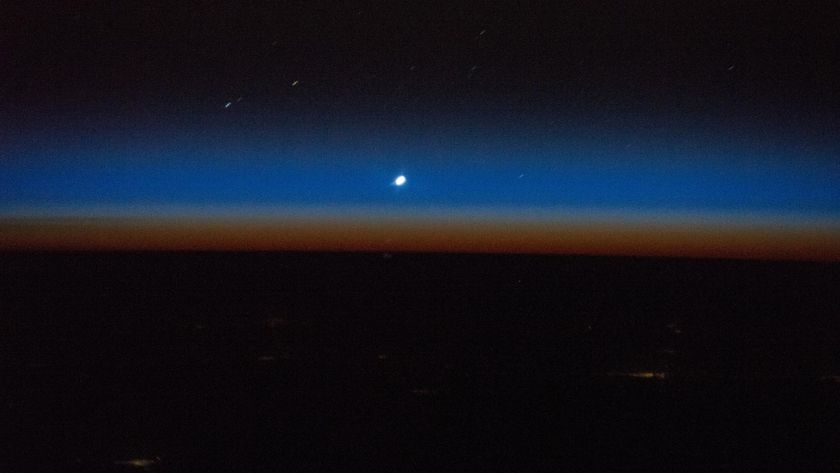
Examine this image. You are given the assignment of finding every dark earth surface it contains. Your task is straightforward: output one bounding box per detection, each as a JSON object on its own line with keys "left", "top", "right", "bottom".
{"left": 1, "top": 252, "right": 839, "bottom": 471}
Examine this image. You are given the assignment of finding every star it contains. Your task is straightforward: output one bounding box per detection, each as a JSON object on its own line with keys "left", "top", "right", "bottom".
{"left": 394, "top": 175, "right": 406, "bottom": 186}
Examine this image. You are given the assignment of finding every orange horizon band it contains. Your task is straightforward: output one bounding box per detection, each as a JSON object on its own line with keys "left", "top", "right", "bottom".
{"left": 2, "top": 209, "right": 839, "bottom": 261}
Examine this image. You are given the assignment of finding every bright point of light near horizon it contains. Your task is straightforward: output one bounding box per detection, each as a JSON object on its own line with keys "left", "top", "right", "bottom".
{"left": 394, "top": 175, "right": 406, "bottom": 186}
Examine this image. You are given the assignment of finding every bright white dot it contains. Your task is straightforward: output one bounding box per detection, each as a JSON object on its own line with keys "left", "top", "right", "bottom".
{"left": 394, "top": 175, "right": 406, "bottom": 186}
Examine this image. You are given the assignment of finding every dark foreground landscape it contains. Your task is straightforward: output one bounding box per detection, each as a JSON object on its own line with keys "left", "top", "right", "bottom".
{"left": 1, "top": 252, "right": 839, "bottom": 471}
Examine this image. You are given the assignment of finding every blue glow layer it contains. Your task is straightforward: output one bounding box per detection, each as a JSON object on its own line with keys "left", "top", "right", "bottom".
{"left": 2, "top": 124, "right": 838, "bottom": 216}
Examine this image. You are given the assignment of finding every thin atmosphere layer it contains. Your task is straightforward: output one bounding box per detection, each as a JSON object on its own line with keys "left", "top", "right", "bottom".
{"left": 1, "top": 121, "right": 839, "bottom": 260}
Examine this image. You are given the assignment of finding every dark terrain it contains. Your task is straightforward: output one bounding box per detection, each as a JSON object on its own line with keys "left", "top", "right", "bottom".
{"left": 1, "top": 252, "right": 839, "bottom": 471}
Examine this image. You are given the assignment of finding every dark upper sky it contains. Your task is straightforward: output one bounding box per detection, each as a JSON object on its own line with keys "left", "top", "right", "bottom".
{"left": 3, "top": 1, "right": 839, "bottom": 132}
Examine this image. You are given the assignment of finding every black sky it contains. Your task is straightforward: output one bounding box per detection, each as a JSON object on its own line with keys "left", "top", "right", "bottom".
{"left": 2, "top": 1, "right": 840, "bottom": 136}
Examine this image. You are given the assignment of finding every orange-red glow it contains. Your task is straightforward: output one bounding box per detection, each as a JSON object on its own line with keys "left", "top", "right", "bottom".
{"left": 1, "top": 209, "right": 839, "bottom": 261}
